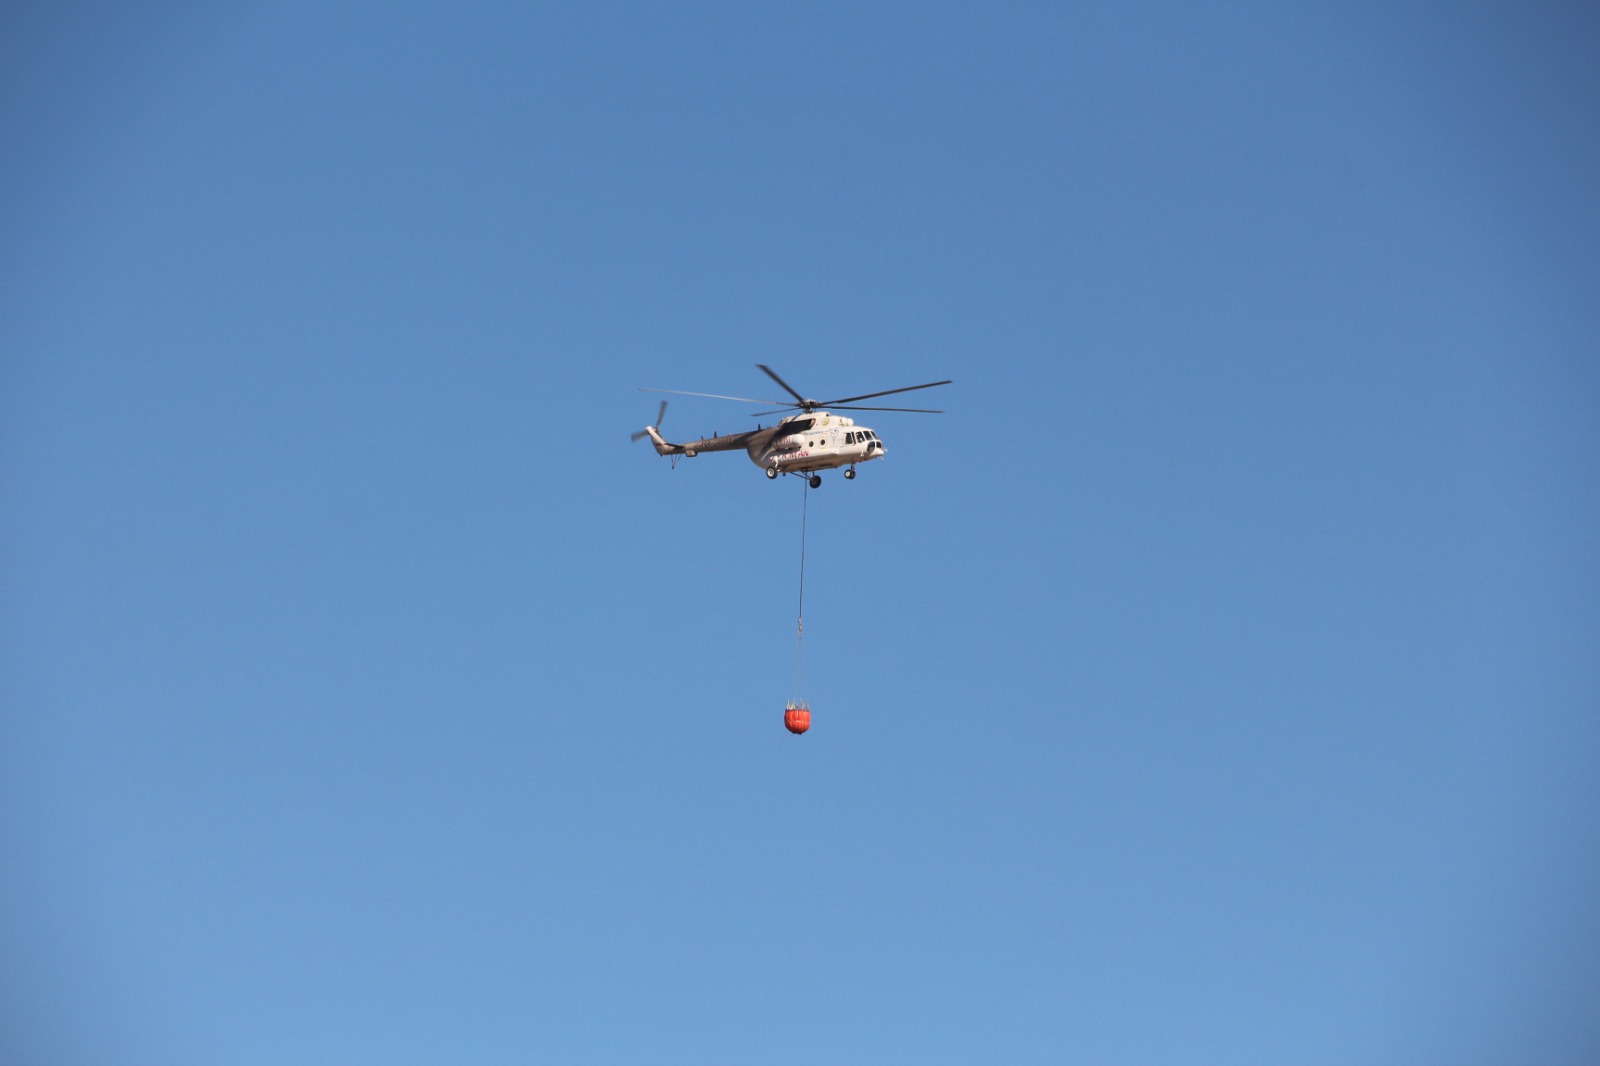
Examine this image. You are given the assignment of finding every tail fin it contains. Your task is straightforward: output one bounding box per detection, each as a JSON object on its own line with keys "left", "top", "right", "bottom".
{"left": 644, "top": 425, "right": 680, "bottom": 456}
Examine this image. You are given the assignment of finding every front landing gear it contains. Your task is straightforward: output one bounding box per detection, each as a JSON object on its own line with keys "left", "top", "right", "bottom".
{"left": 765, "top": 467, "right": 778, "bottom": 479}
{"left": 844, "top": 467, "right": 856, "bottom": 480}
{"left": 808, "top": 475, "right": 822, "bottom": 489}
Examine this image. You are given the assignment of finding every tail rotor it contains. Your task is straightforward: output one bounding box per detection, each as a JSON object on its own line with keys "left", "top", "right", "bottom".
{"left": 631, "top": 401, "right": 668, "bottom": 443}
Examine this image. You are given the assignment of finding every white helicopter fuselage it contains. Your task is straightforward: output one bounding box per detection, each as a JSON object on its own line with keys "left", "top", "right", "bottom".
{"left": 756, "top": 412, "right": 885, "bottom": 474}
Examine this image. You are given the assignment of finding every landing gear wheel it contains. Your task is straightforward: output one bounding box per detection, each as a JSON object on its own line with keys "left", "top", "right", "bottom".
{"left": 765, "top": 467, "right": 778, "bottom": 480}
{"left": 808, "top": 475, "right": 822, "bottom": 489}
{"left": 844, "top": 468, "right": 856, "bottom": 480}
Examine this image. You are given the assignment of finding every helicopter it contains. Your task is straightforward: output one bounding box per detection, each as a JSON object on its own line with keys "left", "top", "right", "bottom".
{"left": 632, "top": 364, "right": 952, "bottom": 487}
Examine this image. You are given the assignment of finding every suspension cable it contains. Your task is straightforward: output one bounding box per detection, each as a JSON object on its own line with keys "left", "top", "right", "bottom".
{"left": 793, "top": 479, "right": 809, "bottom": 703}
{"left": 798, "top": 479, "right": 809, "bottom": 628}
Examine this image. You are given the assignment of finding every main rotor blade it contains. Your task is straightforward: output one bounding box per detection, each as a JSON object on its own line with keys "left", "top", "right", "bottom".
{"left": 755, "top": 364, "right": 808, "bottom": 405}
{"left": 827, "top": 404, "right": 945, "bottom": 413}
{"left": 640, "top": 387, "right": 785, "bottom": 405}
{"left": 821, "top": 379, "right": 953, "bottom": 406}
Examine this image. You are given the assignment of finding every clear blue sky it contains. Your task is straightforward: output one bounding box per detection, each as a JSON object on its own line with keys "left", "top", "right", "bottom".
{"left": 4, "top": 3, "right": 1597, "bottom": 1062}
